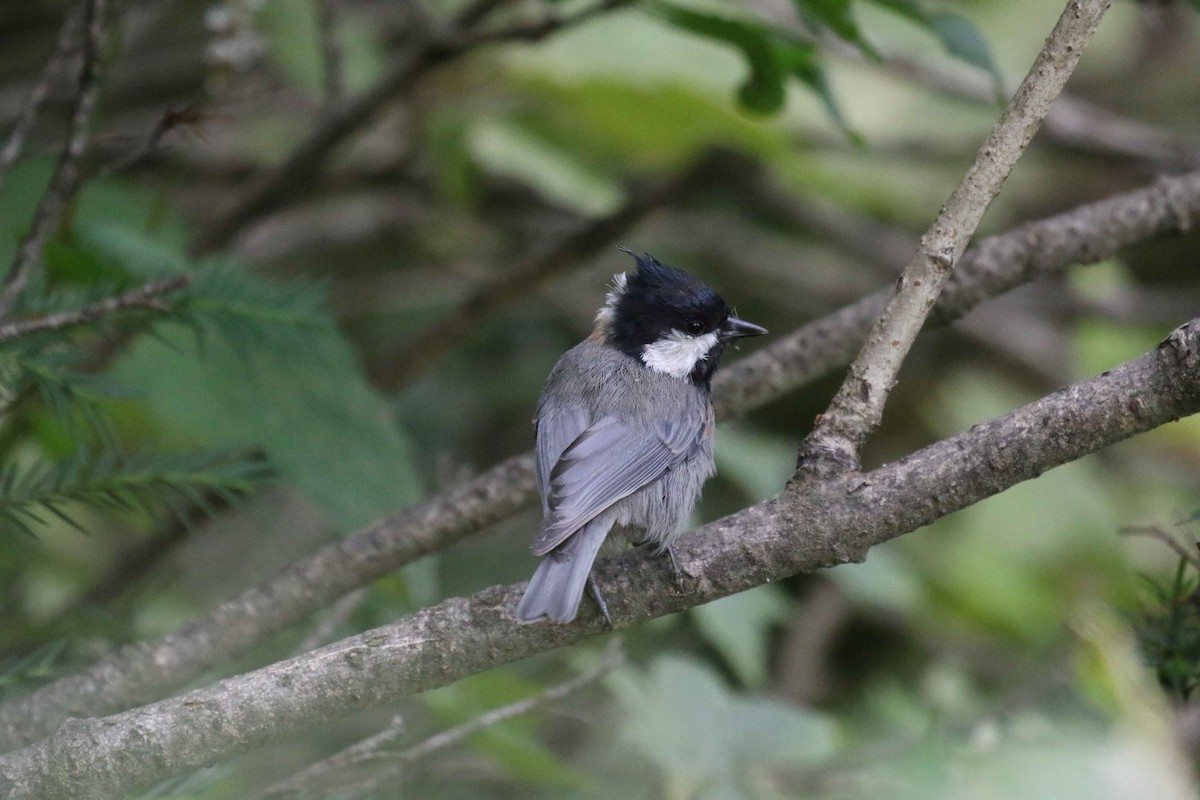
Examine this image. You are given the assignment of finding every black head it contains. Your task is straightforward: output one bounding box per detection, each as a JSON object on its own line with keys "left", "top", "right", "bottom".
{"left": 599, "top": 250, "right": 767, "bottom": 388}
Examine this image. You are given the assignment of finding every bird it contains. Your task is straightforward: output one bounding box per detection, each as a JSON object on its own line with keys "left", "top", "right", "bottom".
{"left": 515, "top": 250, "right": 767, "bottom": 624}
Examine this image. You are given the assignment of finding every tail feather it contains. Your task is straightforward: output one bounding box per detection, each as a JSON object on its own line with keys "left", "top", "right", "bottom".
{"left": 516, "top": 517, "right": 610, "bottom": 623}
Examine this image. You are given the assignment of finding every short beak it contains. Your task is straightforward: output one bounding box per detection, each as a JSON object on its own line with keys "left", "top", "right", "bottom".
{"left": 724, "top": 316, "right": 768, "bottom": 338}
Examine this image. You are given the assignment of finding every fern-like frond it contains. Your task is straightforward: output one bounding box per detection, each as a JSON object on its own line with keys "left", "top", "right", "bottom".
{"left": 0, "top": 450, "right": 271, "bottom": 537}
{"left": 174, "top": 262, "right": 331, "bottom": 356}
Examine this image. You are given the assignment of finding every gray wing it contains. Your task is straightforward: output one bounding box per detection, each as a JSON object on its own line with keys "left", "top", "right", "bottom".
{"left": 531, "top": 410, "right": 705, "bottom": 557}
{"left": 533, "top": 403, "right": 590, "bottom": 517}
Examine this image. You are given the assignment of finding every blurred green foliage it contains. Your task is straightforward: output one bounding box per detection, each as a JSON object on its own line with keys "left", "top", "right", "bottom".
{"left": 0, "top": 0, "right": 1198, "bottom": 797}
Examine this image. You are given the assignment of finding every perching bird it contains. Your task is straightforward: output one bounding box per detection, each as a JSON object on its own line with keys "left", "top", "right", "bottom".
{"left": 515, "top": 251, "right": 767, "bottom": 624}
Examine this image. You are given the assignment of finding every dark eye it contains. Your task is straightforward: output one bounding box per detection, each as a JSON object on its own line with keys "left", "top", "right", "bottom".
{"left": 685, "top": 320, "right": 704, "bottom": 335}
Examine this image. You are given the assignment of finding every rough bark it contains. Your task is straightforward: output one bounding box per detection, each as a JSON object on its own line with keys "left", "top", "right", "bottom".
{"left": 0, "top": 165, "right": 1196, "bottom": 754}
{"left": 1, "top": 318, "right": 1197, "bottom": 800}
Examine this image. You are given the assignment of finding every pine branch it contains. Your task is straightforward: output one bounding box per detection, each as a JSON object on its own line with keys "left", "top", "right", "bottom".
{"left": 0, "top": 451, "right": 268, "bottom": 539}
{"left": 1, "top": 318, "right": 1197, "bottom": 799}
{"left": 0, "top": 276, "right": 190, "bottom": 343}
{"left": 0, "top": 163, "right": 1196, "bottom": 753}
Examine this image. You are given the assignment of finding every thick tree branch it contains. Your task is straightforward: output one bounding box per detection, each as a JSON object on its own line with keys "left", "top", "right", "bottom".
{"left": 0, "top": 275, "right": 190, "bottom": 343}
{"left": 799, "top": 0, "right": 1111, "bottom": 474}
{"left": 2, "top": 318, "right": 1197, "bottom": 799}
{"left": 713, "top": 168, "right": 1200, "bottom": 418}
{"left": 0, "top": 0, "right": 107, "bottom": 319}
{"left": 192, "top": 0, "right": 630, "bottom": 254}
{"left": 0, "top": 165, "right": 1196, "bottom": 753}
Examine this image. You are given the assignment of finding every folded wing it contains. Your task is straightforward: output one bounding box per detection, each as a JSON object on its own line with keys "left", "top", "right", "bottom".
{"left": 531, "top": 409, "right": 703, "bottom": 556}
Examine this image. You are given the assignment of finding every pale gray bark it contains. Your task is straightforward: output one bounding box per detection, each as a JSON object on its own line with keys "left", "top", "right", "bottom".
{"left": 800, "top": 0, "right": 1112, "bottom": 473}
{"left": 1, "top": 318, "right": 1197, "bottom": 800}
{"left": 0, "top": 164, "right": 1197, "bottom": 755}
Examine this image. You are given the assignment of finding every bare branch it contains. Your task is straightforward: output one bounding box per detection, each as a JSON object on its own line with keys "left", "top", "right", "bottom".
{"left": 375, "top": 157, "right": 711, "bottom": 390}
{"left": 0, "top": 164, "right": 1196, "bottom": 754}
{"left": 255, "top": 639, "right": 622, "bottom": 800}
{"left": 0, "top": 9, "right": 79, "bottom": 192}
{"left": 798, "top": 0, "right": 1112, "bottom": 474}
{"left": 713, "top": 167, "right": 1200, "bottom": 417}
{"left": 192, "top": 0, "right": 631, "bottom": 255}
{"left": 0, "top": 0, "right": 108, "bottom": 320}
{"left": 2, "top": 317, "right": 1198, "bottom": 799}
{"left": 1121, "top": 525, "right": 1200, "bottom": 572}
{"left": 0, "top": 275, "right": 190, "bottom": 343}
{"left": 845, "top": 47, "right": 1200, "bottom": 170}
{"left": 97, "top": 104, "right": 207, "bottom": 177}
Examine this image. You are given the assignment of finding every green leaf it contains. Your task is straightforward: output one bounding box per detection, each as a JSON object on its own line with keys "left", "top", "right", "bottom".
{"left": 927, "top": 11, "right": 1005, "bottom": 103}
{"left": 863, "top": 0, "right": 928, "bottom": 25}
{"left": 652, "top": 3, "right": 788, "bottom": 115}
{"left": 467, "top": 119, "right": 625, "bottom": 216}
{"left": 774, "top": 38, "right": 861, "bottom": 142}
{"left": 691, "top": 586, "right": 791, "bottom": 688}
{"left": 611, "top": 656, "right": 839, "bottom": 798}
{"left": 112, "top": 263, "right": 423, "bottom": 529}
{"left": 793, "top": 0, "right": 878, "bottom": 59}
{"left": 867, "top": 1, "right": 1004, "bottom": 102}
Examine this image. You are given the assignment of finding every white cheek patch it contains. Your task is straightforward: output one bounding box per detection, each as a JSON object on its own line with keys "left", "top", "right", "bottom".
{"left": 593, "top": 272, "right": 628, "bottom": 328}
{"left": 641, "top": 330, "right": 719, "bottom": 378}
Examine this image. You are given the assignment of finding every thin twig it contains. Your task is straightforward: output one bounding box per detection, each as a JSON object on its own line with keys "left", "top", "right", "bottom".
{"left": 0, "top": 9, "right": 80, "bottom": 192}
{"left": 797, "top": 0, "right": 1112, "bottom": 475}
{"left": 98, "top": 104, "right": 207, "bottom": 177}
{"left": 193, "top": 0, "right": 631, "bottom": 254}
{"left": 0, "top": 164, "right": 1196, "bottom": 755}
{"left": 1121, "top": 525, "right": 1200, "bottom": 572}
{"left": 3, "top": 315, "right": 1199, "bottom": 798}
{"left": 837, "top": 43, "right": 1200, "bottom": 170}
{"left": 0, "top": 0, "right": 108, "bottom": 320}
{"left": 256, "top": 639, "right": 623, "bottom": 800}
{"left": 375, "top": 153, "right": 711, "bottom": 390}
{"left": 0, "top": 275, "right": 190, "bottom": 343}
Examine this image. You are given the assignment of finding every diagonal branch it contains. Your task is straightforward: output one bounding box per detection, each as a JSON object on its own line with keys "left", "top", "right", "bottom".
{"left": 798, "top": 0, "right": 1112, "bottom": 474}
{"left": 0, "top": 275, "right": 190, "bottom": 343}
{"left": 376, "top": 158, "right": 712, "bottom": 391}
{"left": 192, "top": 0, "right": 631, "bottom": 254}
{"left": 0, "top": 9, "right": 80, "bottom": 192}
{"left": 0, "top": 0, "right": 108, "bottom": 320}
{"left": 0, "top": 164, "right": 1196, "bottom": 753}
{"left": 1, "top": 317, "right": 1197, "bottom": 800}
{"left": 255, "top": 639, "right": 622, "bottom": 800}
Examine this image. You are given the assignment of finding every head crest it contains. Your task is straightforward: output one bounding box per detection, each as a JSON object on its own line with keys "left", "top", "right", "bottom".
{"left": 616, "top": 247, "right": 720, "bottom": 308}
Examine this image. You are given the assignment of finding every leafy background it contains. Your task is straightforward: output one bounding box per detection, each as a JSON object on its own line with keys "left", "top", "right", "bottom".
{"left": 1, "top": 0, "right": 1200, "bottom": 797}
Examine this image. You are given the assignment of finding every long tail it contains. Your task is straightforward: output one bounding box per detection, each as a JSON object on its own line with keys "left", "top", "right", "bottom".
{"left": 516, "top": 516, "right": 611, "bottom": 623}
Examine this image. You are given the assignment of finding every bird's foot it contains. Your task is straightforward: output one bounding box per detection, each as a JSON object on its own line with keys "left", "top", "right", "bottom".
{"left": 587, "top": 575, "right": 613, "bottom": 628}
